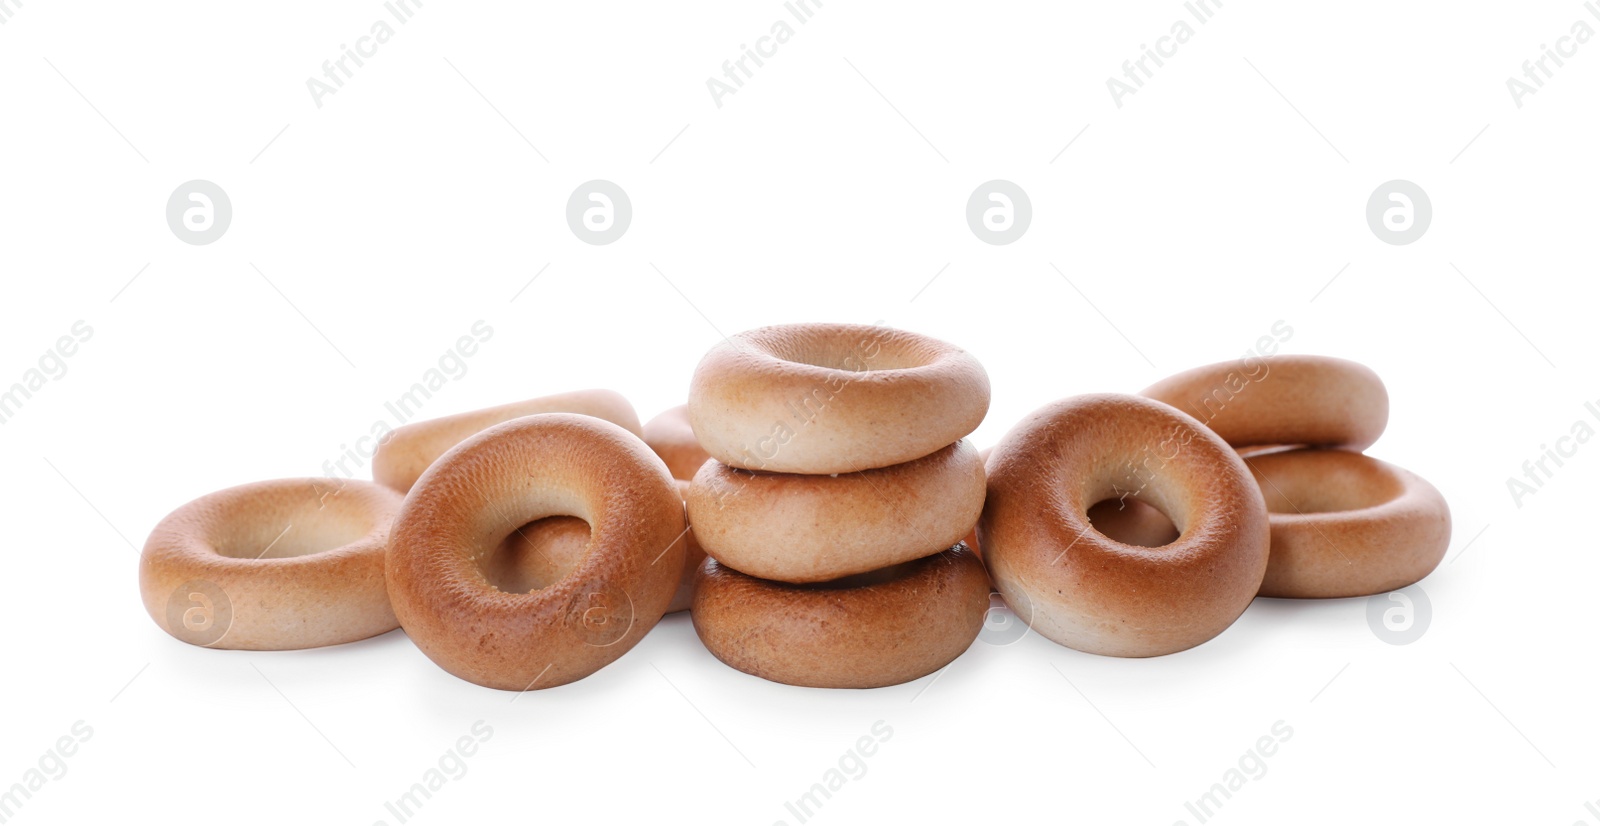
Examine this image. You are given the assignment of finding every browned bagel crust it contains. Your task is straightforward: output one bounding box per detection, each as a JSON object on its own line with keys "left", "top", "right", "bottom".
{"left": 686, "top": 440, "right": 985, "bottom": 583}
{"left": 688, "top": 323, "right": 989, "bottom": 474}
{"left": 690, "top": 546, "right": 990, "bottom": 688}
{"left": 373, "top": 389, "right": 643, "bottom": 493}
{"left": 486, "top": 516, "right": 592, "bottom": 595}
{"left": 642, "top": 405, "right": 712, "bottom": 481}
{"left": 489, "top": 486, "right": 703, "bottom": 614}
{"left": 139, "top": 478, "right": 403, "bottom": 650}
{"left": 980, "top": 394, "right": 1270, "bottom": 657}
{"left": 1243, "top": 448, "right": 1451, "bottom": 598}
{"left": 386, "top": 414, "right": 685, "bottom": 690}
{"left": 1141, "top": 355, "right": 1388, "bottom": 451}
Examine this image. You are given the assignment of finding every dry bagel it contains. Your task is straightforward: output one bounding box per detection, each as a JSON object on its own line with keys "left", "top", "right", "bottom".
{"left": 386, "top": 414, "right": 684, "bottom": 690}
{"left": 964, "top": 447, "right": 1175, "bottom": 555}
{"left": 642, "top": 405, "right": 712, "bottom": 481}
{"left": 688, "top": 323, "right": 989, "bottom": 474}
{"left": 691, "top": 545, "right": 989, "bottom": 688}
{"left": 488, "top": 481, "right": 703, "bottom": 614}
{"left": 139, "top": 478, "right": 403, "bottom": 650}
{"left": 1243, "top": 448, "right": 1451, "bottom": 598}
{"left": 1141, "top": 355, "right": 1388, "bottom": 451}
{"left": 373, "top": 389, "right": 642, "bottom": 493}
{"left": 686, "top": 440, "right": 985, "bottom": 583}
{"left": 980, "top": 394, "right": 1270, "bottom": 657}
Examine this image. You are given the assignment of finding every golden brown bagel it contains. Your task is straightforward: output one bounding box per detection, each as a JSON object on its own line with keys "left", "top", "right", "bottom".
{"left": 1242, "top": 448, "right": 1451, "bottom": 598}
{"left": 484, "top": 516, "right": 592, "bottom": 595}
{"left": 386, "top": 414, "right": 685, "bottom": 690}
{"left": 980, "top": 394, "right": 1270, "bottom": 657}
{"left": 686, "top": 440, "right": 985, "bottom": 583}
{"left": 139, "top": 478, "right": 403, "bottom": 650}
{"left": 691, "top": 545, "right": 990, "bottom": 688}
{"left": 688, "top": 323, "right": 989, "bottom": 474}
{"left": 489, "top": 485, "right": 704, "bottom": 614}
{"left": 1141, "top": 355, "right": 1388, "bottom": 451}
{"left": 372, "top": 389, "right": 642, "bottom": 493}
{"left": 970, "top": 496, "right": 1177, "bottom": 558}
{"left": 1085, "top": 498, "right": 1180, "bottom": 548}
{"left": 642, "top": 405, "right": 712, "bottom": 481}
{"left": 972, "top": 447, "right": 1187, "bottom": 563}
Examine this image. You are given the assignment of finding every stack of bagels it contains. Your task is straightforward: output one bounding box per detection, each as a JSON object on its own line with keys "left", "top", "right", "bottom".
{"left": 682, "top": 323, "right": 993, "bottom": 688}
{"left": 136, "top": 323, "right": 1450, "bottom": 693}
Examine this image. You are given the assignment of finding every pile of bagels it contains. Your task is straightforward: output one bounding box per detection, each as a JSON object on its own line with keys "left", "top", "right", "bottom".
{"left": 139, "top": 323, "right": 1451, "bottom": 691}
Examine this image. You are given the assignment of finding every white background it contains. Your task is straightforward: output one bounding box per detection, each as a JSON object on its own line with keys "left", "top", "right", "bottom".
{"left": 2, "top": 1, "right": 1596, "bottom": 823}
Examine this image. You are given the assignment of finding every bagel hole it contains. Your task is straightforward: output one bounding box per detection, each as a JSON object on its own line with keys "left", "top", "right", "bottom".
{"left": 764, "top": 331, "right": 930, "bottom": 372}
{"left": 1247, "top": 452, "right": 1403, "bottom": 514}
{"left": 1087, "top": 497, "right": 1180, "bottom": 548}
{"left": 482, "top": 516, "right": 591, "bottom": 593}
{"left": 216, "top": 517, "right": 367, "bottom": 559}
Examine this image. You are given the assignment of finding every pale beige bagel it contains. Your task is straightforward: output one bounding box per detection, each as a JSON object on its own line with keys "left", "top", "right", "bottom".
{"left": 373, "top": 389, "right": 642, "bottom": 493}
{"left": 642, "top": 405, "right": 712, "bottom": 481}
{"left": 1243, "top": 448, "right": 1451, "bottom": 598}
{"left": 691, "top": 545, "right": 990, "bottom": 688}
{"left": 386, "top": 414, "right": 685, "bottom": 690}
{"left": 139, "top": 478, "right": 403, "bottom": 650}
{"left": 688, "top": 323, "right": 989, "bottom": 474}
{"left": 980, "top": 394, "right": 1270, "bottom": 657}
{"left": 1141, "top": 355, "right": 1388, "bottom": 451}
{"left": 686, "top": 440, "right": 985, "bottom": 583}
{"left": 492, "top": 484, "right": 703, "bottom": 613}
